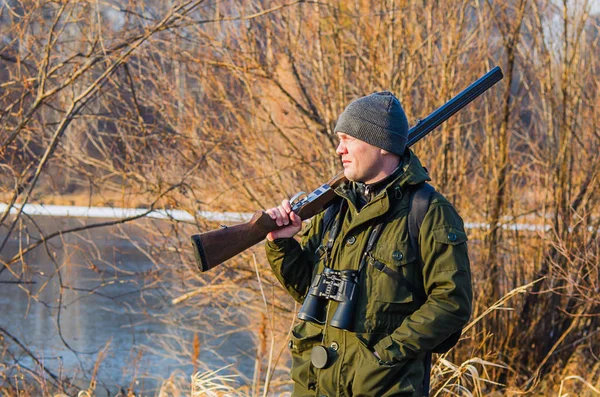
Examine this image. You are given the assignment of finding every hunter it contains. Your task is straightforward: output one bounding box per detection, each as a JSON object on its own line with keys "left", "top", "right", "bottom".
{"left": 265, "top": 91, "right": 473, "bottom": 397}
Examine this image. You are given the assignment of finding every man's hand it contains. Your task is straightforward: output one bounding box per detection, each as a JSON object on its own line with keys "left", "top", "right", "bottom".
{"left": 265, "top": 199, "right": 303, "bottom": 241}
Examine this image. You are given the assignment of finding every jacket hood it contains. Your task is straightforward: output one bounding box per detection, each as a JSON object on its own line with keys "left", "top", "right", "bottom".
{"left": 394, "top": 148, "right": 431, "bottom": 188}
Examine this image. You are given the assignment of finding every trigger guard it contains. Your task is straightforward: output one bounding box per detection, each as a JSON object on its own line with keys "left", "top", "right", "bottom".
{"left": 289, "top": 191, "right": 308, "bottom": 206}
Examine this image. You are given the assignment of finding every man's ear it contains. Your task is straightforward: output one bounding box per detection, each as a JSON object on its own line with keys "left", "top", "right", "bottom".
{"left": 380, "top": 150, "right": 401, "bottom": 165}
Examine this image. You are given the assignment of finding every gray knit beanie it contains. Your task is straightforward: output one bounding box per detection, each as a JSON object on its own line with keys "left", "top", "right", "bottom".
{"left": 334, "top": 91, "right": 409, "bottom": 156}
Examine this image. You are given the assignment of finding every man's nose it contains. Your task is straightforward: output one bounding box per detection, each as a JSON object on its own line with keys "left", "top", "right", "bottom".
{"left": 336, "top": 141, "right": 346, "bottom": 155}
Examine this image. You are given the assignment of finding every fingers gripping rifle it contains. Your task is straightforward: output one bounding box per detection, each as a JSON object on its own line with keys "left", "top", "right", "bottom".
{"left": 191, "top": 66, "right": 504, "bottom": 272}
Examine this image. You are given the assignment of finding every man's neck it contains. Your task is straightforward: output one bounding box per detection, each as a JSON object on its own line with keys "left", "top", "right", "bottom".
{"left": 362, "top": 157, "right": 401, "bottom": 185}
{"left": 364, "top": 163, "right": 403, "bottom": 194}
{"left": 353, "top": 162, "right": 403, "bottom": 211}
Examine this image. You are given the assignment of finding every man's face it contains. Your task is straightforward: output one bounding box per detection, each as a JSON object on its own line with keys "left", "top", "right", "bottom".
{"left": 336, "top": 132, "right": 387, "bottom": 183}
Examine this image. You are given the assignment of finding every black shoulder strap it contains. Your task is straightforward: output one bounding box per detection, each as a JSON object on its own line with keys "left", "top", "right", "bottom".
{"left": 317, "top": 197, "right": 344, "bottom": 260}
{"left": 407, "top": 182, "right": 435, "bottom": 397}
{"left": 321, "top": 197, "right": 344, "bottom": 240}
{"left": 322, "top": 197, "right": 342, "bottom": 238}
{"left": 407, "top": 183, "right": 435, "bottom": 265}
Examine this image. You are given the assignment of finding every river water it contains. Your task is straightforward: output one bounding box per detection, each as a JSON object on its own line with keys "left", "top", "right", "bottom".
{"left": 0, "top": 216, "right": 260, "bottom": 396}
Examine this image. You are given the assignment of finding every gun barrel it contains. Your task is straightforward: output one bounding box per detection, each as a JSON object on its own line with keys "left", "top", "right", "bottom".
{"left": 407, "top": 66, "right": 504, "bottom": 147}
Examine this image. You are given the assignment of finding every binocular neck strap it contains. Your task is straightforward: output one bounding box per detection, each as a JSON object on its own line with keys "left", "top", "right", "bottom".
{"left": 325, "top": 200, "right": 347, "bottom": 255}
{"left": 358, "top": 223, "right": 385, "bottom": 274}
{"left": 322, "top": 199, "right": 387, "bottom": 274}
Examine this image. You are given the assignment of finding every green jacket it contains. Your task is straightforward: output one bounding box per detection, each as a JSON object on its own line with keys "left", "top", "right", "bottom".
{"left": 266, "top": 150, "right": 472, "bottom": 396}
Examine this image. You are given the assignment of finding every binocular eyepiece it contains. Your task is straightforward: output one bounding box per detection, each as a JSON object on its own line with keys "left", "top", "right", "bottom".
{"left": 297, "top": 267, "right": 358, "bottom": 331}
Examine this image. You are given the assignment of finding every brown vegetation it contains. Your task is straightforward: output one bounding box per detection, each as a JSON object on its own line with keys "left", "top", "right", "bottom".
{"left": 0, "top": 0, "right": 599, "bottom": 396}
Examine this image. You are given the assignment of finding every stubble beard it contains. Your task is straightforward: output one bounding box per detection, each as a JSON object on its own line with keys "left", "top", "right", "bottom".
{"left": 344, "top": 166, "right": 370, "bottom": 184}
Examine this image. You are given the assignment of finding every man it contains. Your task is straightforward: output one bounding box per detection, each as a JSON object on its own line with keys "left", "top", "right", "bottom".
{"left": 265, "top": 92, "right": 472, "bottom": 397}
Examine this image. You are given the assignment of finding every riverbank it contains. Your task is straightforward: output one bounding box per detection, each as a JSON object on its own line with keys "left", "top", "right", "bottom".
{"left": 2, "top": 202, "right": 593, "bottom": 233}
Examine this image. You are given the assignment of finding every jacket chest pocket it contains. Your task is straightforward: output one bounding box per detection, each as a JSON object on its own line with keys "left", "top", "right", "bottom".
{"left": 367, "top": 241, "right": 420, "bottom": 305}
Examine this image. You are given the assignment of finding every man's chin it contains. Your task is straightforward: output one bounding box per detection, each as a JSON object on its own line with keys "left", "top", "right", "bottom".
{"left": 343, "top": 170, "right": 360, "bottom": 182}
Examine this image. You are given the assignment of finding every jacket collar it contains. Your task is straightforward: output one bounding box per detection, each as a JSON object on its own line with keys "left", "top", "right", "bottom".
{"left": 336, "top": 149, "right": 431, "bottom": 209}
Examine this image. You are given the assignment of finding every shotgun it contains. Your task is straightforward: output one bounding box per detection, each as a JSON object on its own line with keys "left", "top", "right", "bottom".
{"left": 191, "top": 66, "right": 503, "bottom": 272}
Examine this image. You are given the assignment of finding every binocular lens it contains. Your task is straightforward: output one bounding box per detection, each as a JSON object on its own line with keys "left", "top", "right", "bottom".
{"left": 329, "top": 300, "right": 355, "bottom": 330}
{"left": 297, "top": 294, "right": 327, "bottom": 324}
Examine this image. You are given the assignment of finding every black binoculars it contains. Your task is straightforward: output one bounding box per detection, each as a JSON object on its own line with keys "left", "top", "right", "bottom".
{"left": 297, "top": 267, "right": 358, "bottom": 331}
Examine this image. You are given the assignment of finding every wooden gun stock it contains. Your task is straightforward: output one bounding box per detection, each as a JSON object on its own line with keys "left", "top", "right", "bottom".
{"left": 191, "top": 66, "right": 504, "bottom": 272}
{"left": 191, "top": 210, "right": 279, "bottom": 272}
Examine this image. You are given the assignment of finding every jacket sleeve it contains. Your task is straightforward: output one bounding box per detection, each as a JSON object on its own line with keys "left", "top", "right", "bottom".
{"left": 265, "top": 212, "right": 325, "bottom": 303}
{"left": 374, "top": 196, "right": 473, "bottom": 362}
